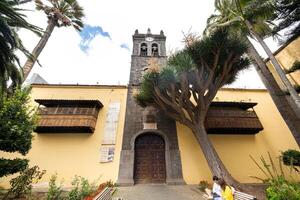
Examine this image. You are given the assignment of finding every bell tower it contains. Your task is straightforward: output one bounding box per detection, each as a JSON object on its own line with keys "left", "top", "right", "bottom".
{"left": 117, "top": 29, "right": 185, "bottom": 186}
{"left": 129, "top": 28, "right": 167, "bottom": 86}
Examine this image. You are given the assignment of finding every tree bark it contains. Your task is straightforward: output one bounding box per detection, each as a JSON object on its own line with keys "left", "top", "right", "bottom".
{"left": 192, "top": 123, "right": 240, "bottom": 188}
{"left": 244, "top": 20, "right": 300, "bottom": 109}
{"left": 22, "top": 19, "right": 56, "bottom": 82}
{"left": 246, "top": 38, "right": 300, "bottom": 146}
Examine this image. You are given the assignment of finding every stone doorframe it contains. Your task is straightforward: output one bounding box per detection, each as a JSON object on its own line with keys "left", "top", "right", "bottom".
{"left": 132, "top": 130, "right": 170, "bottom": 184}
{"left": 117, "top": 129, "right": 185, "bottom": 186}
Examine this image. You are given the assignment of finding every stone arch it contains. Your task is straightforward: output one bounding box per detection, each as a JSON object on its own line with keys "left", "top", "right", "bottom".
{"left": 140, "top": 42, "right": 148, "bottom": 56}
{"left": 130, "top": 130, "right": 170, "bottom": 150}
{"left": 151, "top": 43, "right": 159, "bottom": 56}
{"left": 130, "top": 130, "right": 172, "bottom": 184}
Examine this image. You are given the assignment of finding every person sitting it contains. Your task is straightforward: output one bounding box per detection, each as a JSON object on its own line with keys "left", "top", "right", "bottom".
{"left": 202, "top": 176, "right": 222, "bottom": 200}
{"left": 212, "top": 176, "right": 222, "bottom": 200}
{"left": 218, "top": 178, "right": 234, "bottom": 200}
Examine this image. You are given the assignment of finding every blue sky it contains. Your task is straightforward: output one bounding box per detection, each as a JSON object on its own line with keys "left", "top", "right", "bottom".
{"left": 19, "top": 0, "right": 279, "bottom": 88}
{"left": 79, "top": 25, "right": 111, "bottom": 52}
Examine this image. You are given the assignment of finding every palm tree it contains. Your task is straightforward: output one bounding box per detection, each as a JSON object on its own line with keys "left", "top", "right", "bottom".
{"left": 275, "top": 0, "right": 300, "bottom": 42}
{"left": 205, "top": 0, "right": 300, "bottom": 146}
{"left": 0, "top": 0, "right": 41, "bottom": 96}
{"left": 22, "top": 0, "right": 84, "bottom": 81}
{"left": 136, "top": 29, "right": 251, "bottom": 188}
{"left": 205, "top": 0, "right": 300, "bottom": 109}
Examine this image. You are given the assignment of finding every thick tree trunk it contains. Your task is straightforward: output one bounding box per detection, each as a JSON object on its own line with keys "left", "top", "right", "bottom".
{"left": 22, "top": 19, "right": 56, "bottom": 82}
{"left": 192, "top": 123, "right": 240, "bottom": 188}
{"left": 246, "top": 39, "right": 300, "bottom": 146}
{"left": 245, "top": 20, "right": 300, "bottom": 109}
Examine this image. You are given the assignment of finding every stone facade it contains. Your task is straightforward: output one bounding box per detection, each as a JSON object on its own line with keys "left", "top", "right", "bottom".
{"left": 117, "top": 29, "right": 185, "bottom": 185}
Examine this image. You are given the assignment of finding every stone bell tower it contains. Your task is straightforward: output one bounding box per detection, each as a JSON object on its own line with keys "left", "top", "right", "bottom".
{"left": 117, "top": 29, "right": 185, "bottom": 186}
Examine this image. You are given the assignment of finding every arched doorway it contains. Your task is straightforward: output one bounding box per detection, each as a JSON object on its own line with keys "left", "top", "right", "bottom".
{"left": 134, "top": 133, "right": 166, "bottom": 184}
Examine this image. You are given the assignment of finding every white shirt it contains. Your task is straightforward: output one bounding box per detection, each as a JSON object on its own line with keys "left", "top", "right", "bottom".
{"left": 212, "top": 182, "right": 223, "bottom": 200}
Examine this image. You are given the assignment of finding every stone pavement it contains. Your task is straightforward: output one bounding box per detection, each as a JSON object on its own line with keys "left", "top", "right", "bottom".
{"left": 113, "top": 184, "right": 206, "bottom": 200}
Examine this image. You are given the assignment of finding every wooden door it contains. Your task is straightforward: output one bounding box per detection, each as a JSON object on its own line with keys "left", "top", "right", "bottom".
{"left": 134, "top": 134, "right": 166, "bottom": 184}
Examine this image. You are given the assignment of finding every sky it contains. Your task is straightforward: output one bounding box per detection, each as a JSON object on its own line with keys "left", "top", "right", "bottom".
{"left": 19, "top": 0, "right": 281, "bottom": 88}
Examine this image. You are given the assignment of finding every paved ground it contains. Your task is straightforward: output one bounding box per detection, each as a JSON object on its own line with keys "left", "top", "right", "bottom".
{"left": 113, "top": 184, "right": 206, "bottom": 200}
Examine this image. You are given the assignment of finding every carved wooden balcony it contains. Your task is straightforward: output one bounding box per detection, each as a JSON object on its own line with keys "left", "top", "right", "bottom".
{"left": 205, "top": 102, "right": 263, "bottom": 134}
{"left": 35, "top": 99, "right": 103, "bottom": 133}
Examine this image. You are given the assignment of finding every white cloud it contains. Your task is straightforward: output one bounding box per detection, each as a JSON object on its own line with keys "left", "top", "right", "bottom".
{"left": 17, "top": 0, "right": 280, "bottom": 88}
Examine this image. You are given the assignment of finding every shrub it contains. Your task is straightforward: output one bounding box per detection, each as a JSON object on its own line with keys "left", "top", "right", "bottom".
{"left": 198, "top": 180, "right": 210, "bottom": 192}
{"left": 3, "top": 166, "right": 46, "bottom": 199}
{"left": 0, "top": 158, "right": 28, "bottom": 177}
{"left": 68, "top": 176, "right": 98, "bottom": 200}
{"left": 266, "top": 176, "right": 300, "bottom": 200}
{"left": 282, "top": 149, "right": 300, "bottom": 167}
{"left": 0, "top": 88, "right": 37, "bottom": 178}
{"left": 250, "top": 153, "right": 300, "bottom": 200}
{"left": 47, "top": 174, "right": 64, "bottom": 200}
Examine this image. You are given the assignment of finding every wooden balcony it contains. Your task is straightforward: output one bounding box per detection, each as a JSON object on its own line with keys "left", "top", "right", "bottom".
{"left": 36, "top": 114, "right": 98, "bottom": 133}
{"left": 35, "top": 99, "right": 103, "bottom": 134}
{"left": 205, "top": 102, "right": 263, "bottom": 134}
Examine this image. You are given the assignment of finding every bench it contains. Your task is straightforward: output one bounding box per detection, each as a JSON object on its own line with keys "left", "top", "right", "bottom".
{"left": 234, "top": 191, "right": 257, "bottom": 200}
{"left": 93, "top": 187, "right": 112, "bottom": 200}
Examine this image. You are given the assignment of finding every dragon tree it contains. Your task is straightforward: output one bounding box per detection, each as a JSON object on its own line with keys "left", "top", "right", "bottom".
{"left": 135, "top": 29, "right": 251, "bottom": 187}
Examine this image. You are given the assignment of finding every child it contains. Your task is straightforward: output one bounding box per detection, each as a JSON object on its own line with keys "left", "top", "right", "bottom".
{"left": 212, "top": 176, "right": 222, "bottom": 200}
{"left": 218, "top": 178, "right": 234, "bottom": 200}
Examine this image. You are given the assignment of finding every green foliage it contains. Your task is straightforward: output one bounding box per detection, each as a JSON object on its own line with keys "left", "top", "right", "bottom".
{"left": 0, "top": 158, "right": 28, "bottom": 177}
{"left": 198, "top": 180, "right": 210, "bottom": 192}
{"left": 0, "top": 0, "right": 42, "bottom": 94}
{"left": 168, "top": 51, "right": 196, "bottom": 72}
{"left": 35, "top": 0, "right": 85, "bottom": 31}
{"left": 47, "top": 174, "right": 65, "bottom": 200}
{"left": 0, "top": 88, "right": 37, "bottom": 177}
{"left": 187, "top": 29, "right": 250, "bottom": 85}
{"left": 250, "top": 153, "right": 300, "bottom": 200}
{"left": 275, "top": 0, "right": 300, "bottom": 42}
{"left": 134, "top": 71, "right": 159, "bottom": 107}
{"left": 205, "top": 0, "right": 276, "bottom": 38}
{"left": 266, "top": 176, "right": 300, "bottom": 200}
{"left": 286, "top": 60, "right": 300, "bottom": 74}
{"left": 282, "top": 149, "right": 300, "bottom": 167}
{"left": 3, "top": 166, "right": 46, "bottom": 200}
{"left": 0, "top": 88, "right": 37, "bottom": 155}
{"left": 135, "top": 29, "right": 250, "bottom": 109}
{"left": 68, "top": 176, "right": 98, "bottom": 200}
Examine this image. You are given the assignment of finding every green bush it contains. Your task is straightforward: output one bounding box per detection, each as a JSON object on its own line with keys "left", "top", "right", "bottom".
{"left": 2, "top": 166, "right": 46, "bottom": 200}
{"left": 250, "top": 153, "right": 300, "bottom": 200}
{"left": 282, "top": 149, "right": 300, "bottom": 167}
{"left": 198, "top": 180, "right": 210, "bottom": 192}
{"left": 0, "top": 88, "right": 37, "bottom": 178}
{"left": 0, "top": 158, "right": 28, "bottom": 177}
{"left": 266, "top": 176, "right": 300, "bottom": 200}
{"left": 68, "top": 176, "right": 97, "bottom": 200}
{"left": 47, "top": 174, "right": 64, "bottom": 200}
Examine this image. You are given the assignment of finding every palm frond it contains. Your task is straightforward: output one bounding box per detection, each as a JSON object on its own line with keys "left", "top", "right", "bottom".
{"left": 35, "top": 0, "right": 84, "bottom": 31}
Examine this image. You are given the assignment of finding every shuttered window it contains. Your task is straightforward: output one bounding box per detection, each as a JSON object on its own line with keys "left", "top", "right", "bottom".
{"left": 102, "top": 102, "right": 120, "bottom": 145}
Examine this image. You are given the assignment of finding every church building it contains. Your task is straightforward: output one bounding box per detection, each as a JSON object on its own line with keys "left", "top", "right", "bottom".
{"left": 0, "top": 30, "right": 299, "bottom": 188}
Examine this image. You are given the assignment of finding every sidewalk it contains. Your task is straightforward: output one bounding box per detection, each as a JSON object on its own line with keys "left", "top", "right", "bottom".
{"left": 114, "top": 184, "right": 206, "bottom": 200}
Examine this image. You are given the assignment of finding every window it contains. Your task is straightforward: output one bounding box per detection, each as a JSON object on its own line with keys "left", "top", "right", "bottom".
{"left": 102, "top": 102, "right": 121, "bottom": 145}
{"left": 152, "top": 43, "right": 159, "bottom": 56}
{"left": 140, "top": 43, "right": 147, "bottom": 56}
